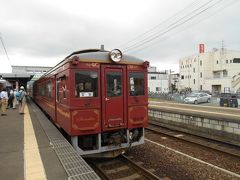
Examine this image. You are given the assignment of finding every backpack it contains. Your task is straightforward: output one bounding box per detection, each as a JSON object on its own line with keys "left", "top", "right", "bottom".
{"left": 16, "top": 91, "right": 20, "bottom": 101}
{"left": 18, "top": 91, "right": 25, "bottom": 102}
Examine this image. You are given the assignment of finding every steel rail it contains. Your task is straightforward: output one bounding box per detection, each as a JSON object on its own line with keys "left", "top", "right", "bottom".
{"left": 88, "top": 155, "right": 161, "bottom": 180}
{"left": 147, "top": 122, "right": 240, "bottom": 158}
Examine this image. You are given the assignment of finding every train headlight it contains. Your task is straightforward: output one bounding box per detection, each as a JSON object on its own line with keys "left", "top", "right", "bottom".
{"left": 109, "top": 49, "right": 122, "bottom": 62}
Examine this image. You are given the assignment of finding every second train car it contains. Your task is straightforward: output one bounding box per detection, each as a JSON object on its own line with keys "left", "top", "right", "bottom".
{"left": 33, "top": 48, "right": 149, "bottom": 157}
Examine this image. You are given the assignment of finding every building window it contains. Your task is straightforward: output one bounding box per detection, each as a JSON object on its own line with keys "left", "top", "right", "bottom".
{"left": 230, "top": 60, "right": 232, "bottom": 63}
{"left": 200, "top": 85, "right": 202, "bottom": 90}
{"left": 223, "top": 70, "right": 228, "bottom": 77}
{"left": 190, "top": 64, "right": 192, "bottom": 67}
{"left": 193, "top": 68, "right": 195, "bottom": 73}
{"left": 156, "top": 87, "right": 161, "bottom": 92}
{"left": 217, "top": 60, "right": 219, "bottom": 64}
{"left": 200, "top": 60, "right": 202, "bottom": 66}
{"left": 200, "top": 72, "right": 202, "bottom": 78}
{"left": 181, "top": 75, "right": 184, "bottom": 79}
{"left": 213, "top": 72, "right": 221, "bottom": 78}
{"left": 150, "top": 76, "right": 156, "bottom": 80}
{"left": 233, "top": 58, "right": 240, "bottom": 63}
{"left": 226, "top": 60, "right": 228, "bottom": 63}
{"left": 194, "top": 79, "right": 195, "bottom": 84}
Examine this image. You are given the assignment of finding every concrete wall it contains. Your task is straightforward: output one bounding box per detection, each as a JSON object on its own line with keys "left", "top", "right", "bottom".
{"left": 148, "top": 107, "right": 240, "bottom": 146}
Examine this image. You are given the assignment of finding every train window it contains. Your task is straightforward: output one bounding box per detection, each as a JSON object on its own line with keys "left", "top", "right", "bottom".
{"left": 56, "top": 80, "right": 60, "bottom": 102}
{"left": 75, "top": 71, "right": 98, "bottom": 98}
{"left": 46, "top": 81, "right": 51, "bottom": 99}
{"left": 40, "top": 84, "right": 45, "bottom": 96}
{"left": 62, "top": 78, "right": 67, "bottom": 99}
{"left": 129, "top": 72, "right": 145, "bottom": 96}
{"left": 106, "top": 72, "right": 122, "bottom": 97}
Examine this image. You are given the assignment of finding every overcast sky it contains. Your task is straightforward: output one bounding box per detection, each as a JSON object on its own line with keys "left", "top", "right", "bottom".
{"left": 0, "top": 0, "right": 240, "bottom": 73}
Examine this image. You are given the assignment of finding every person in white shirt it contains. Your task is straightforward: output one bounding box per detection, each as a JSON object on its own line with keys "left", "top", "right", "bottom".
{"left": 0, "top": 88, "right": 8, "bottom": 115}
{"left": 13, "top": 89, "right": 17, "bottom": 109}
{"left": 18, "top": 86, "right": 26, "bottom": 114}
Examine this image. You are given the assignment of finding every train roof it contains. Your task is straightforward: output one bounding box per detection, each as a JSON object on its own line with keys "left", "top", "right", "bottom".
{"left": 66, "top": 49, "right": 145, "bottom": 64}
{"left": 41, "top": 49, "right": 146, "bottom": 77}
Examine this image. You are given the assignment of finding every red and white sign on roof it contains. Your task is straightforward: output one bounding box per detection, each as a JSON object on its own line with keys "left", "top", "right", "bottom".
{"left": 199, "top": 44, "right": 205, "bottom": 53}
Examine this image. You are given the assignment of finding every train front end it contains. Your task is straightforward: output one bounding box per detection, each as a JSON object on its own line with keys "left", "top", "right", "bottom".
{"left": 64, "top": 49, "right": 149, "bottom": 157}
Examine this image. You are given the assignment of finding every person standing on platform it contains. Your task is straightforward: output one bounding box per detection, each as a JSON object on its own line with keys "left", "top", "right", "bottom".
{"left": 0, "top": 88, "right": 8, "bottom": 115}
{"left": 0, "top": 90, "right": 1, "bottom": 110}
{"left": 18, "top": 86, "right": 26, "bottom": 114}
{"left": 8, "top": 89, "right": 14, "bottom": 109}
{"left": 13, "top": 89, "right": 17, "bottom": 109}
{"left": 15, "top": 90, "right": 20, "bottom": 105}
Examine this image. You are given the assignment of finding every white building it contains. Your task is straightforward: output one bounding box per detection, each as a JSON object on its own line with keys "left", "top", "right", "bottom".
{"left": 179, "top": 48, "right": 240, "bottom": 94}
{"left": 148, "top": 67, "right": 170, "bottom": 93}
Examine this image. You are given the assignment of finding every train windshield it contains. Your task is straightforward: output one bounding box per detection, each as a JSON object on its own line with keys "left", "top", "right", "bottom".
{"left": 75, "top": 70, "right": 98, "bottom": 98}
{"left": 129, "top": 72, "right": 145, "bottom": 96}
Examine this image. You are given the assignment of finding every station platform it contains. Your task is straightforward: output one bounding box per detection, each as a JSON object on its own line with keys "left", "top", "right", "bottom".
{"left": 0, "top": 98, "right": 100, "bottom": 180}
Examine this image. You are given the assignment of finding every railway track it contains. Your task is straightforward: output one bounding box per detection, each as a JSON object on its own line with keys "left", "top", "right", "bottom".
{"left": 87, "top": 155, "right": 160, "bottom": 180}
{"left": 147, "top": 120, "right": 240, "bottom": 158}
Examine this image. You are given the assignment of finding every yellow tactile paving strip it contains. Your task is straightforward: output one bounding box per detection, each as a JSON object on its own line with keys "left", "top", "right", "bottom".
{"left": 24, "top": 105, "right": 46, "bottom": 180}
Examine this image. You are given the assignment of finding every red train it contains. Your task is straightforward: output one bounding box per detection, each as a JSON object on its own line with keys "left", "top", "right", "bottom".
{"left": 32, "top": 48, "right": 149, "bottom": 157}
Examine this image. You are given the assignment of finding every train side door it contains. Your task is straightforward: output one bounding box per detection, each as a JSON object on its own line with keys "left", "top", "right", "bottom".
{"left": 101, "top": 65, "right": 126, "bottom": 130}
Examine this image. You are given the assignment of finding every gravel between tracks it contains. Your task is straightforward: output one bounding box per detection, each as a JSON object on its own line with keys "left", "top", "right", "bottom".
{"left": 127, "top": 133, "right": 240, "bottom": 180}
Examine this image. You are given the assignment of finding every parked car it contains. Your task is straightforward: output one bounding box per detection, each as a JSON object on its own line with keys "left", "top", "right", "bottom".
{"left": 219, "top": 93, "right": 238, "bottom": 108}
{"left": 199, "top": 90, "right": 212, "bottom": 95}
{"left": 184, "top": 93, "right": 211, "bottom": 104}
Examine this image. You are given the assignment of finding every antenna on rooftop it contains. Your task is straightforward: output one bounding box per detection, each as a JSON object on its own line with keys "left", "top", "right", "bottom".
{"left": 221, "top": 40, "right": 225, "bottom": 50}
{"left": 220, "top": 40, "right": 226, "bottom": 69}
{"left": 100, "top": 45, "right": 105, "bottom": 51}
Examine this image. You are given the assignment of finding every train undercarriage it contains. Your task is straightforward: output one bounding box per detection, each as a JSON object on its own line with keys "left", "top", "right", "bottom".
{"left": 71, "top": 128, "right": 145, "bottom": 158}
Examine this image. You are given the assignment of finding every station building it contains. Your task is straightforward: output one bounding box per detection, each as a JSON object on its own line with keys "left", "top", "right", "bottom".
{"left": 179, "top": 46, "right": 240, "bottom": 94}
{"left": 1, "top": 65, "right": 51, "bottom": 90}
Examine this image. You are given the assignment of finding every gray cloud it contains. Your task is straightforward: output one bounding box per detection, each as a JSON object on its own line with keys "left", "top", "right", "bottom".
{"left": 0, "top": 0, "right": 240, "bottom": 73}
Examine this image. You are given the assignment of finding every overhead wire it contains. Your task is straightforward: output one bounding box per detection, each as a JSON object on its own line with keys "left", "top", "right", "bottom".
{"left": 117, "top": 0, "right": 202, "bottom": 49}
{"left": 0, "top": 33, "right": 11, "bottom": 65}
{"left": 126, "top": 0, "right": 237, "bottom": 54}
{"left": 122, "top": 0, "right": 218, "bottom": 52}
{"left": 122, "top": 0, "right": 224, "bottom": 53}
